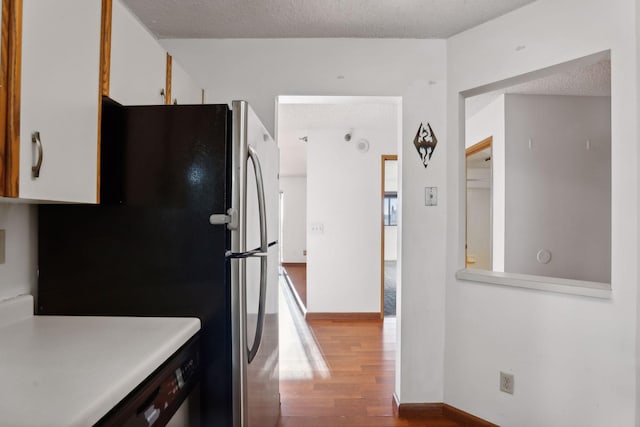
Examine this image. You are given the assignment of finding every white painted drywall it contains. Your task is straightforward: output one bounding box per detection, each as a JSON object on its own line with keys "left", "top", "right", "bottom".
{"left": 466, "top": 95, "right": 505, "bottom": 271}
{"left": 504, "top": 94, "right": 611, "bottom": 283}
{"left": 446, "top": 1, "right": 637, "bottom": 426}
{"left": 399, "top": 78, "right": 447, "bottom": 405}
{"left": 0, "top": 204, "right": 37, "bottom": 303}
{"left": 637, "top": 1, "right": 640, "bottom": 424}
{"left": 111, "top": 0, "right": 167, "bottom": 105}
{"left": 160, "top": 39, "right": 445, "bottom": 135}
{"left": 306, "top": 124, "right": 397, "bottom": 313}
{"left": 163, "top": 38, "right": 448, "bottom": 404}
{"left": 171, "top": 58, "right": 202, "bottom": 105}
{"left": 279, "top": 176, "right": 307, "bottom": 263}
{"left": 466, "top": 169, "right": 491, "bottom": 270}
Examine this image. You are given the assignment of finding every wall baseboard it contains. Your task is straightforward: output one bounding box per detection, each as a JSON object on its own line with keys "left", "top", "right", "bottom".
{"left": 305, "top": 312, "right": 381, "bottom": 321}
{"left": 442, "top": 404, "right": 498, "bottom": 427}
{"left": 392, "top": 393, "right": 498, "bottom": 426}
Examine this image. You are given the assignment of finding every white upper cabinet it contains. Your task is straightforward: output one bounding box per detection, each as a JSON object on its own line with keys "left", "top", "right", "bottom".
{"left": 19, "top": 0, "right": 101, "bottom": 203}
{"left": 110, "top": 0, "right": 166, "bottom": 105}
{"left": 170, "top": 59, "right": 202, "bottom": 105}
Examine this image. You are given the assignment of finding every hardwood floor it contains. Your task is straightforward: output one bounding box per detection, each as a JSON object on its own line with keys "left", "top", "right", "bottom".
{"left": 282, "top": 263, "right": 307, "bottom": 308}
{"left": 278, "top": 278, "right": 463, "bottom": 427}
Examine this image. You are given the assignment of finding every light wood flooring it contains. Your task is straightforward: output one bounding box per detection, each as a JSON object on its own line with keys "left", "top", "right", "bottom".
{"left": 277, "top": 277, "right": 462, "bottom": 427}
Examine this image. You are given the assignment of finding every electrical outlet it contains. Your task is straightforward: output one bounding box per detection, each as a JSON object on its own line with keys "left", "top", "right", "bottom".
{"left": 500, "top": 372, "right": 514, "bottom": 394}
{"left": 303, "top": 249, "right": 307, "bottom": 256}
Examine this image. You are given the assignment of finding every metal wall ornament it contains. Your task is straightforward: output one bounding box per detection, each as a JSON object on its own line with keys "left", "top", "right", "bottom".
{"left": 413, "top": 122, "right": 438, "bottom": 168}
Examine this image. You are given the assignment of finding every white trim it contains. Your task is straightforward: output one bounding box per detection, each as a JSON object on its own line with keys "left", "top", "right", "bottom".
{"left": 277, "top": 95, "right": 402, "bottom": 105}
{"left": 455, "top": 269, "right": 612, "bottom": 299}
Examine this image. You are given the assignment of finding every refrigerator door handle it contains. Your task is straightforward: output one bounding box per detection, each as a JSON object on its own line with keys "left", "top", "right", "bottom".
{"left": 246, "top": 145, "right": 269, "bottom": 364}
{"left": 247, "top": 146, "right": 268, "bottom": 252}
{"left": 247, "top": 255, "right": 268, "bottom": 364}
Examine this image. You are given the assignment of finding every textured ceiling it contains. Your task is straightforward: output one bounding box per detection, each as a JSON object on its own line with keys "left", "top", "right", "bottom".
{"left": 466, "top": 59, "right": 611, "bottom": 118}
{"left": 122, "top": 0, "right": 536, "bottom": 39}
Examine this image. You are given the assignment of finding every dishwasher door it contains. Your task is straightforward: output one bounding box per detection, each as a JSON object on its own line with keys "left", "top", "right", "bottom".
{"left": 96, "top": 336, "right": 201, "bottom": 427}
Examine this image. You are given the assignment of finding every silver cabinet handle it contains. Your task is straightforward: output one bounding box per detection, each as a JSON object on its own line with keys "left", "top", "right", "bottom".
{"left": 246, "top": 145, "right": 268, "bottom": 364}
{"left": 31, "top": 132, "right": 43, "bottom": 178}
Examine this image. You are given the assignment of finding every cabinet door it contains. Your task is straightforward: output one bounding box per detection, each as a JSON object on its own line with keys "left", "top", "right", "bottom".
{"left": 19, "top": 0, "right": 101, "bottom": 203}
{"left": 110, "top": 0, "right": 166, "bottom": 105}
{"left": 171, "top": 59, "right": 202, "bottom": 105}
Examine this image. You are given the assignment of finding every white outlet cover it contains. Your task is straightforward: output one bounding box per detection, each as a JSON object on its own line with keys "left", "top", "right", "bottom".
{"left": 500, "top": 371, "right": 514, "bottom": 394}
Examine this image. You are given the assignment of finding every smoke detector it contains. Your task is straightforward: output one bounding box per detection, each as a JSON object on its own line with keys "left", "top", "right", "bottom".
{"left": 356, "top": 138, "right": 370, "bottom": 153}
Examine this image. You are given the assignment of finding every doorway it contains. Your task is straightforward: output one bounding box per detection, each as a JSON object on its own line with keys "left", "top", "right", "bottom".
{"left": 381, "top": 155, "right": 398, "bottom": 318}
{"left": 466, "top": 137, "right": 492, "bottom": 269}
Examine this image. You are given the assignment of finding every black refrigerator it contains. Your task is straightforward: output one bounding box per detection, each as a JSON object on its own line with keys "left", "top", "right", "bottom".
{"left": 37, "top": 99, "right": 280, "bottom": 427}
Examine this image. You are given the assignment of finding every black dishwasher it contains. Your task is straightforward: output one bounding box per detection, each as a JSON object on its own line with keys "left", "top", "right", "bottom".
{"left": 96, "top": 335, "right": 201, "bottom": 427}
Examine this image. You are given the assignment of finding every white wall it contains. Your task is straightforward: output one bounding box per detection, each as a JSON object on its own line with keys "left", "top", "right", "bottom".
{"left": 306, "top": 124, "right": 397, "bottom": 313}
{"left": 0, "top": 204, "right": 37, "bottom": 303}
{"left": 446, "top": 1, "right": 637, "bottom": 426}
{"left": 279, "top": 176, "right": 307, "bottom": 263}
{"left": 466, "top": 169, "right": 491, "bottom": 270}
{"left": 466, "top": 95, "right": 505, "bottom": 271}
{"left": 110, "top": 0, "right": 167, "bottom": 105}
{"left": 637, "top": 1, "right": 640, "bottom": 424}
{"left": 504, "top": 94, "right": 611, "bottom": 283}
{"left": 163, "top": 38, "right": 448, "bottom": 405}
{"left": 399, "top": 76, "right": 447, "bottom": 405}
{"left": 171, "top": 59, "right": 202, "bottom": 105}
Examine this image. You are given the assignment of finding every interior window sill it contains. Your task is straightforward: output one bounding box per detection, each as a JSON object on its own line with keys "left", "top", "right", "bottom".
{"left": 455, "top": 269, "right": 612, "bottom": 299}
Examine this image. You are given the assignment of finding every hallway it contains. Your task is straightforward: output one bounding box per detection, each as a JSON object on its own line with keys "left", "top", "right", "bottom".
{"left": 277, "top": 277, "right": 462, "bottom": 427}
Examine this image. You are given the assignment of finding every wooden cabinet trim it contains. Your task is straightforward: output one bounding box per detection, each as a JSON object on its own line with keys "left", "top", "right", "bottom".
{"left": 0, "top": 0, "right": 10, "bottom": 194}
{"left": 100, "top": 0, "right": 112, "bottom": 97}
{"left": 5, "top": 0, "right": 21, "bottom": 197}
{"left": 165, "top": 53, "right": 171, "bottom": 105}
{"left": 97, "top": 0, "right": 112, "bottom": 202}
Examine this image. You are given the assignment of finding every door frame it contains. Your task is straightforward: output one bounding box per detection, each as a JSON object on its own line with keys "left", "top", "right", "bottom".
{"left": 380, "top": 154, "right": 397, "bottom": 319}
{"left": 465, "top": 136, "right": 492, "bottom": 268}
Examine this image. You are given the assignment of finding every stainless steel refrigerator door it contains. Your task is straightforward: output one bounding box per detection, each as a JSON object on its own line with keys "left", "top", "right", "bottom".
{"left": 230, "top": 100, "right": 280, "bottom": 427}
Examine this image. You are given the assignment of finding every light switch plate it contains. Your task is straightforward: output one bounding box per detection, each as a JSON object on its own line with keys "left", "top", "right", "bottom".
{"left": 425, "top": 187, "right": 438, "bottom": 206}
{"left": 0, "top": 229, "right": 5, "bottom": 264}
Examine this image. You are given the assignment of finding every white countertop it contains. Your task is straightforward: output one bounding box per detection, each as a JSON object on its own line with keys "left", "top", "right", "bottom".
{"left": 0, "top": 295, "right": 201, "bottom": 427}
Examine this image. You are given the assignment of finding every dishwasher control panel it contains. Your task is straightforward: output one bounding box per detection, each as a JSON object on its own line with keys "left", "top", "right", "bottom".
{"left": 96, "top": 335, "right": 201, "bottom": 427}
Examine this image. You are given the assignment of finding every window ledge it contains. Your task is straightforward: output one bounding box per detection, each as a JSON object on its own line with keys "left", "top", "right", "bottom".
{"left": 455, "top": 269, "right": 612, "bottom": 299}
